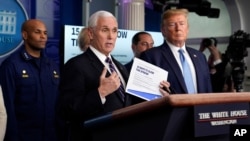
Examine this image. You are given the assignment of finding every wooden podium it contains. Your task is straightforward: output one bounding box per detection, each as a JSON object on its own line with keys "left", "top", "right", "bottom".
{"left": 84, "top": 93, "right": 250, "bottom": 141}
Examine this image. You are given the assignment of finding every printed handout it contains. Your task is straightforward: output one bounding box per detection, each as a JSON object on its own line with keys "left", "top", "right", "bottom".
{"left": 126, "top": 58, "right": 168, "bottom": 101}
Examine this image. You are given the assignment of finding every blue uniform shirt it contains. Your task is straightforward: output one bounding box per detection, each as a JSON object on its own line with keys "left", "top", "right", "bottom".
{"left": 0, "top": 46, "right": 60, "bottom": 141}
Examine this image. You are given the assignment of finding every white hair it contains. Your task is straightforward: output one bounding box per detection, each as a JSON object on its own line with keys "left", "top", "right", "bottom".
{"left": 88, "top": 10, "right": 116, "bottom": 27}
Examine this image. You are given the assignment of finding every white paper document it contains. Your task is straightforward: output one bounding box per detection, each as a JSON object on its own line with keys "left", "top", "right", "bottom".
{"left": 126, "top": 58, "right": 168, "bottom": 101}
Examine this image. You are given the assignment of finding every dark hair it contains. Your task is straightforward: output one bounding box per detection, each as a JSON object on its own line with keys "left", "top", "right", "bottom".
{"left": 132, "top": 31, "right": 151, "bottom": 45}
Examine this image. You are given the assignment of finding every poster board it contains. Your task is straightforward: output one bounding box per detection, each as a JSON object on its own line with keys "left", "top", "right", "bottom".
{"left": 63, "top": 25, "right": 164, "bottom": 64}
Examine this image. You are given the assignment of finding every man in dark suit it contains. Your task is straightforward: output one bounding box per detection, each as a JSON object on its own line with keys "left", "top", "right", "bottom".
{"left": 58, "top": 10, "right": 170, "bottom": 141}
{"left": 58, "top": 10, "right": 131, "bottom": 141}
{"left": 140, "top": 9, "right": 213, "bottom": 140}
{"left": 140, "top": 9, "right": 212, "bottom": 94}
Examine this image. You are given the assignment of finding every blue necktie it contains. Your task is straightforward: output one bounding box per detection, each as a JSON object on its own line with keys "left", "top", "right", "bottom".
{"left": 105, "top": 57, "right": 125, "bottom": 101}
{"left": 178, "top": 49, "right": 195, "bottom": 94}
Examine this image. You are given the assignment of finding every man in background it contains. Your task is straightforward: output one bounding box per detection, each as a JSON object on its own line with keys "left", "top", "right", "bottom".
{"left": 78, "top": 27, "right": 90, "bottom": 52}
{"left": 0, "top": 19, "right": 60, "bottom": 141}
{"left": 125, "top": 31, "right": 154, "bottom": 73}
{"left": 199, "top": 37, "right": 234, "bottom": 92}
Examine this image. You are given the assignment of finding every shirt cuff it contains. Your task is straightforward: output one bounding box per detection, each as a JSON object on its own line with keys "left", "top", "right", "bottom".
{"left": 100, "top": 96, "right": 106, "bottom": 104}
{"left": 213, "top": 59, "right": 222, "bottom": 65}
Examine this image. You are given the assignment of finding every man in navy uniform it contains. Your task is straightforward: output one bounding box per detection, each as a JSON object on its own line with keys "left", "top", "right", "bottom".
{"left": 0, "top": 19, "right": 60, "bottom": 141}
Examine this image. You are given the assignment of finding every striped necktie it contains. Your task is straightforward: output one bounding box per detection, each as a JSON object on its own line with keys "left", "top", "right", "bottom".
{"left": 105, "top": 57, "right": 125, "bottom": 101}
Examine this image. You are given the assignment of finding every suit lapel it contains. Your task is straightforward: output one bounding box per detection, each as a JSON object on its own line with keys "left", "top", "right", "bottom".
{"left": 160, "top": 43, "right": 187, "bottom": 92}
{"left": 85, "top": 48, "right": 106, "bottom": 75}
{"left": 186, "top": 48, "right": 202, "bottom": 92}
{"left": 186, "top": 48, "right": 199, "bottom": 71}
{"left": 85, "top": 49, "right": 128, "bottom": 103}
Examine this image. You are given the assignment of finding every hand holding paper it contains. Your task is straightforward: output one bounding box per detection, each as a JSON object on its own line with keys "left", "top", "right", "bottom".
{"left": 125, "top": 58, "right": 169, "bottom": 101}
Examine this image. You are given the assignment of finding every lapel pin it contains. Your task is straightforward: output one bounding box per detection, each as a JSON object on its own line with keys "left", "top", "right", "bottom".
{"left": 22, "top": 70, "right": 29, "bottom": 78}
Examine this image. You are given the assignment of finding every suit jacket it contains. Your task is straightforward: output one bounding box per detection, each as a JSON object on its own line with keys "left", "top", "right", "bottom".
{"left": 124, "top": 59, "right": 133, "bottom": 73}
{"left": 140, "top": 41, "right": 213, "bottom": 140}
{"left": 140, "top": 41, "right": 212, "bottom": 94}
{"left": 58, "top": 48, "right": 139, "bottom": 141}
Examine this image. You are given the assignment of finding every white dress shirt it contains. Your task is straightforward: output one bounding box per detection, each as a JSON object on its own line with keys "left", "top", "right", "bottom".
{"left": 166, "top": 41, "right": 197, "bottom": 93}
